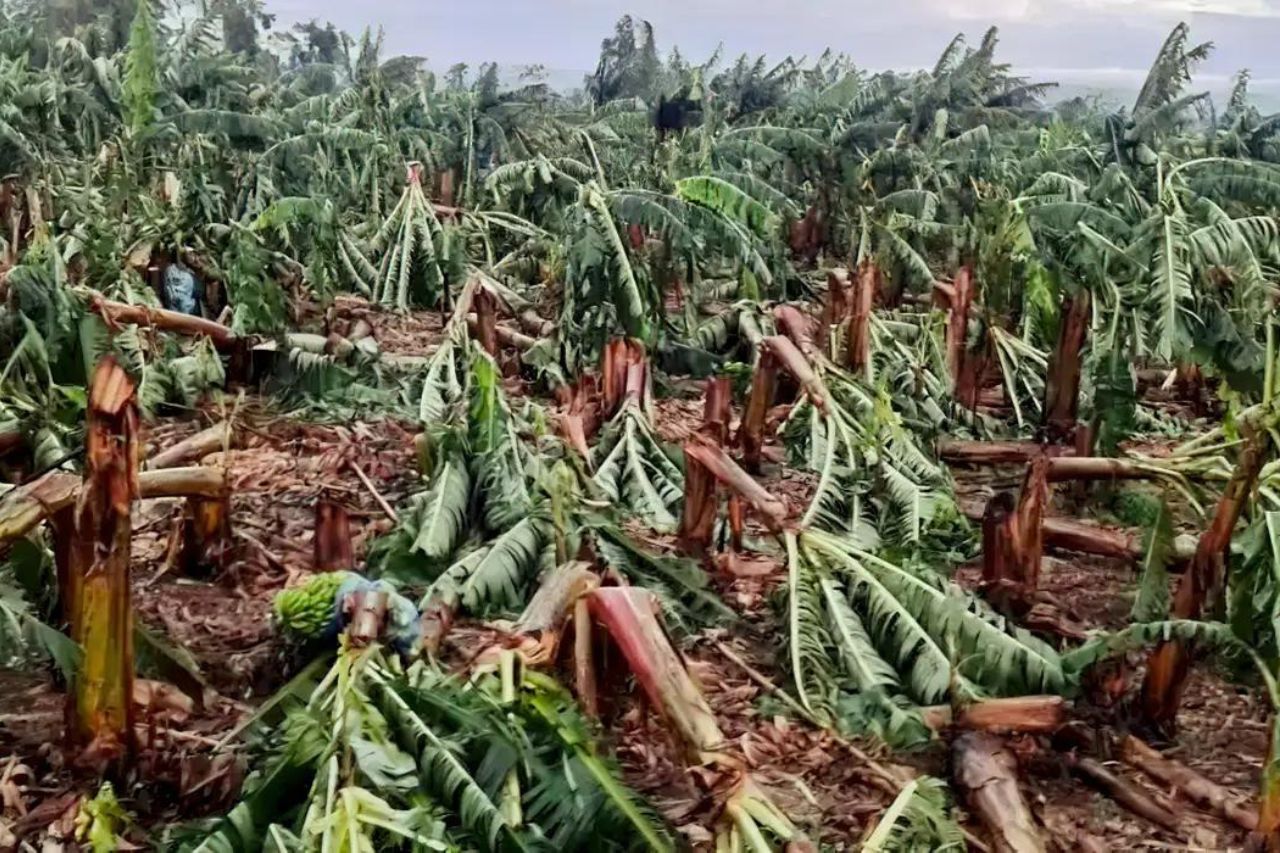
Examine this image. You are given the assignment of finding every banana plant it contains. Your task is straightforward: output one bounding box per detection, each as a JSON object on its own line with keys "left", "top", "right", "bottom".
{"left": 189, "top": 643, "right": 671, "bottom": 851}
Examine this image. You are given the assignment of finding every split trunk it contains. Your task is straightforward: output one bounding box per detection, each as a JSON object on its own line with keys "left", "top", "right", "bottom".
{"left": 1141, "top": 427, "right": 1269, "bottom": 728}
{"left": 67, "top": 357, "right": 139, "bottom": 768}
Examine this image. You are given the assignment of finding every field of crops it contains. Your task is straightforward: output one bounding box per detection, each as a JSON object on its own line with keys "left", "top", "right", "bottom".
{"left": 4, "top": 4, "right": 1280, "bottom": 850}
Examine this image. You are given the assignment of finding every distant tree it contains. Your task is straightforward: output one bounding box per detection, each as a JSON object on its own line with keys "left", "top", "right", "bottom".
{"left": 290, "top": 19, "right": 342, "bottom": 66}
{"left": 587, "top": 15, "right": 661, "bottom": 107}
{"left": 210, "top": 0, "right": 272, "bottom": 57}
{"left": 445, "top": 62, "right": 469, "bottom": 91}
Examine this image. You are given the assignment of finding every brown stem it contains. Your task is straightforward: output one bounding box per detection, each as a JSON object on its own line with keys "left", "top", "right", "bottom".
{"left": 601, "top": 339, "right": 626, "bottom": 418}
{"left": 573, "top": 598, "right": 598, "bottom": 717}
{"left": 823, "top": 267, "right": 851, "bottom": 342}
{"left": 68, "top": 357, "right": 139, "bottom": 769}
{"left": 952, "top": 732, "right": 1045, "bottom": 853}
{"left": 146, "top": 421, "right": 233, "bottom": 470}
{"left": 938, "top": 440, "right": 1047, "bottom": 465}
{"left": 587, "top": 587, "right": 724, "bottom": 759}
{"left": 1015, "top": 456, "right": 1050, "bottom": 591}
{"left": 945, "top": 266, "right": 974, "bottom": 383}
{"left": 1142, "top": 427, "right": 1269, "bottom": 728}
{"left": 921, "top": 696, "right": 1066, "bottom": 734}
{"left": 738, "top": 349, "right": 778, "bottom": 473}
{"left": 727, "top": 495, "right": 744, "bottom": 552}
{"left": 1045, "top": 457, "right": 1163, "bottom": 483}
{"left": 846, "top": 259, "right": 876, "bottom": 372}
{"left": 1067, "top": 753, "right": 1179, "bottom": 830}
{"left": 1120, "top": 735, "right": 1257, "bottom": 830}
{"left": 465, "top": 315, "right": 539, "bottom": 351}
{"left": 679, "top": 444, "right": 718, "bottom": 556}
{"left": 702, "top": 376, "right": 733, "bottom": 446}
{"left": 763, "top": 335, "right": 828, "bottom": 412}
{"left": 684, "top": 438, "right": 787, "bottom": 529}
{"left": 473, "top": 285, "right": 499, "bottom": 357}
{"left": 313, "top": 498, "right": 354, "bottom": 572}
{"left": 982, "top": 493, "right": 1019, "bottom": 588}
{"left": 1044, "top": 290, "right": 1090, "bottom": 441}
{"left": 772, "top": 305, "right": 818, "bottom": 358}
{"left": 1, "top": 466, "right": 226, "bottom": 544}
{"left": 88, "top": 293, "right": 237, "bottom": 350}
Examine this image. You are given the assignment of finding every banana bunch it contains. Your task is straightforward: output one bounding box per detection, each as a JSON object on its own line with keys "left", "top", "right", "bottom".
{"left": 272, "top": 571, "right": 353, "bottom": 641}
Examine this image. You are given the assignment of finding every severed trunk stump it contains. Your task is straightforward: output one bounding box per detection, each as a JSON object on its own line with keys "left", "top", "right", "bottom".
{"left": 981, "top": 458, "right": 1050, "bottom": 615}
{"left": 738, "top": 349, "right": 779, "bottom": 473}
{"left": 679, "top": 444, "right": 718, "bottom": 556}
{"left": 982, "top": 492, "right": 1020, "bottom": 589}
{"left": 823, "top": 267, "right": 851, "bottom": 339}
{"left": 846, "top": 259, "right": 877, "bottom": 372}
{"left": 1142, "top": 426, "right": 1269, "bottom": 729}
{"left": 180, "top": 495, "right": 231, "bottom": 577}
{"left": 314, "top": 498, "right": 354, "bottom": 572}
{"left": 473, "top": 284, "right": 499, "bottom": 357}
{"left": 945, "top": 265, "right": 974, "bottom": 383}
{"left": 702, "top": 376, "right": 732, "bottom": 445}
{"left": 68, "top": 357, "right": 139, "bottom": 769}
{"left": 1043, "top": 289, "right": 1090, "bottom": 442}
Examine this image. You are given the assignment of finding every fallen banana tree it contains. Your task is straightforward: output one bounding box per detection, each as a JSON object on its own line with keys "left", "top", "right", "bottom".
{"left": 952, "top": 731, "right": 1046, "bottom": 853}
{"left": 87, "top": 292, "right": 238, "bottom": 351}
{"left": 194, "top": 641, "right": 674, "bottom": 851}
{"left": 587, "top": 586, "right": 807, "bottom": 849}
{"left": 681, "top": 434, "right": 787, "bottom": 555}
{"left": 0, "top": 466, "right": 227, "bottom": 544}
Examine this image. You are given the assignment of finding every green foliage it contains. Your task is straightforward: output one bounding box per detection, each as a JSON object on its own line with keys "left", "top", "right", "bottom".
{"left": 860, "top": 777, "right": 964, "bottom": 852}
{"left": 75, "top": 782, "right": 132, "bottom": 852}
{"left": 122, "top": 0, "right": 158, "bottom": 135}
{"left": 785, "top": 528, "right": 1065, "bottom": 732}
{"left": 1131, "top": 500, "right": 1174, "bottom": 623}
{"left": 192, "top": 649, "right": 669, "bottom": 851}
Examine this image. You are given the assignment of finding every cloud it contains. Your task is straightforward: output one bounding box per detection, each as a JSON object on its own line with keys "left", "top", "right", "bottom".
{"left": 259, "top": 0, "right": 1280, "bottom": 76}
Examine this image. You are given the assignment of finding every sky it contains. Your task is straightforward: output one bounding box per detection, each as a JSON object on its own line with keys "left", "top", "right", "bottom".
{"left": 260, "top": 0, "right": 1280, "bottom": 85}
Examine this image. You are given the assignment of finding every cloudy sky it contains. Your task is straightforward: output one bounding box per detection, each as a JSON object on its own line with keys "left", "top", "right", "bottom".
{"left": 260, "top": 0, "right": 1280, "bottom": 81}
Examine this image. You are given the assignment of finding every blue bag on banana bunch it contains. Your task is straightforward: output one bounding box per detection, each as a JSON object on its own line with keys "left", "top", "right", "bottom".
{"left": 273, "top": 571, "right": 422, "bottom": 657}
{"left": 163, "top": 262, "right": 204, "bottom": 316}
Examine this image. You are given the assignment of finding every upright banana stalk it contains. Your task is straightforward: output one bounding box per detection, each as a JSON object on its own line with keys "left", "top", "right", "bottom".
{"left": 846, "top": 259, "right": 878, "bottom": 374}
{"left": 738, "top": 348, "right": 778, "bottom": 474}
{"left": 499, "top": 650, "right": 523, "bottom": 828}
{"left": 68, "top": 357, "right": 139, "bottom": 766}
{"left": 1043, "top": 289, "right": 1091, "bottom": 442}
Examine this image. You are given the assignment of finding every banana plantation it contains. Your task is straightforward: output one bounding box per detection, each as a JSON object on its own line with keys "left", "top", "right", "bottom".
{"left": 5, "top": 1, "right": 1280, "bottom": 849}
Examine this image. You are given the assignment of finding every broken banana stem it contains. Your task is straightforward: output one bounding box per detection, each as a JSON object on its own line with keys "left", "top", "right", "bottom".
{"left": 69, "top": 357, "right": 139, "bottom": 768}
{"left": 1119, "top": 735, "right": 1257, "bottom": 830}
{"left": 587, "top": 586, "right": 724, "bottom": 759}
{"left": 683, "top": 439, "right": 787, "bottom": 529}
{"left": 0, "top": 467, "right": 227, "bottom": 544}
{"left": 589, "top": 587, "right": 806, "bottom": 849}
{"left": 952, "top": 731, "right": 1046, "bottom": 853}
{"left": 146, "top": 421, "right": 235, "bottom": 470}
{"left": 762, "top": 335, "right": 828, "bottom": 413}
